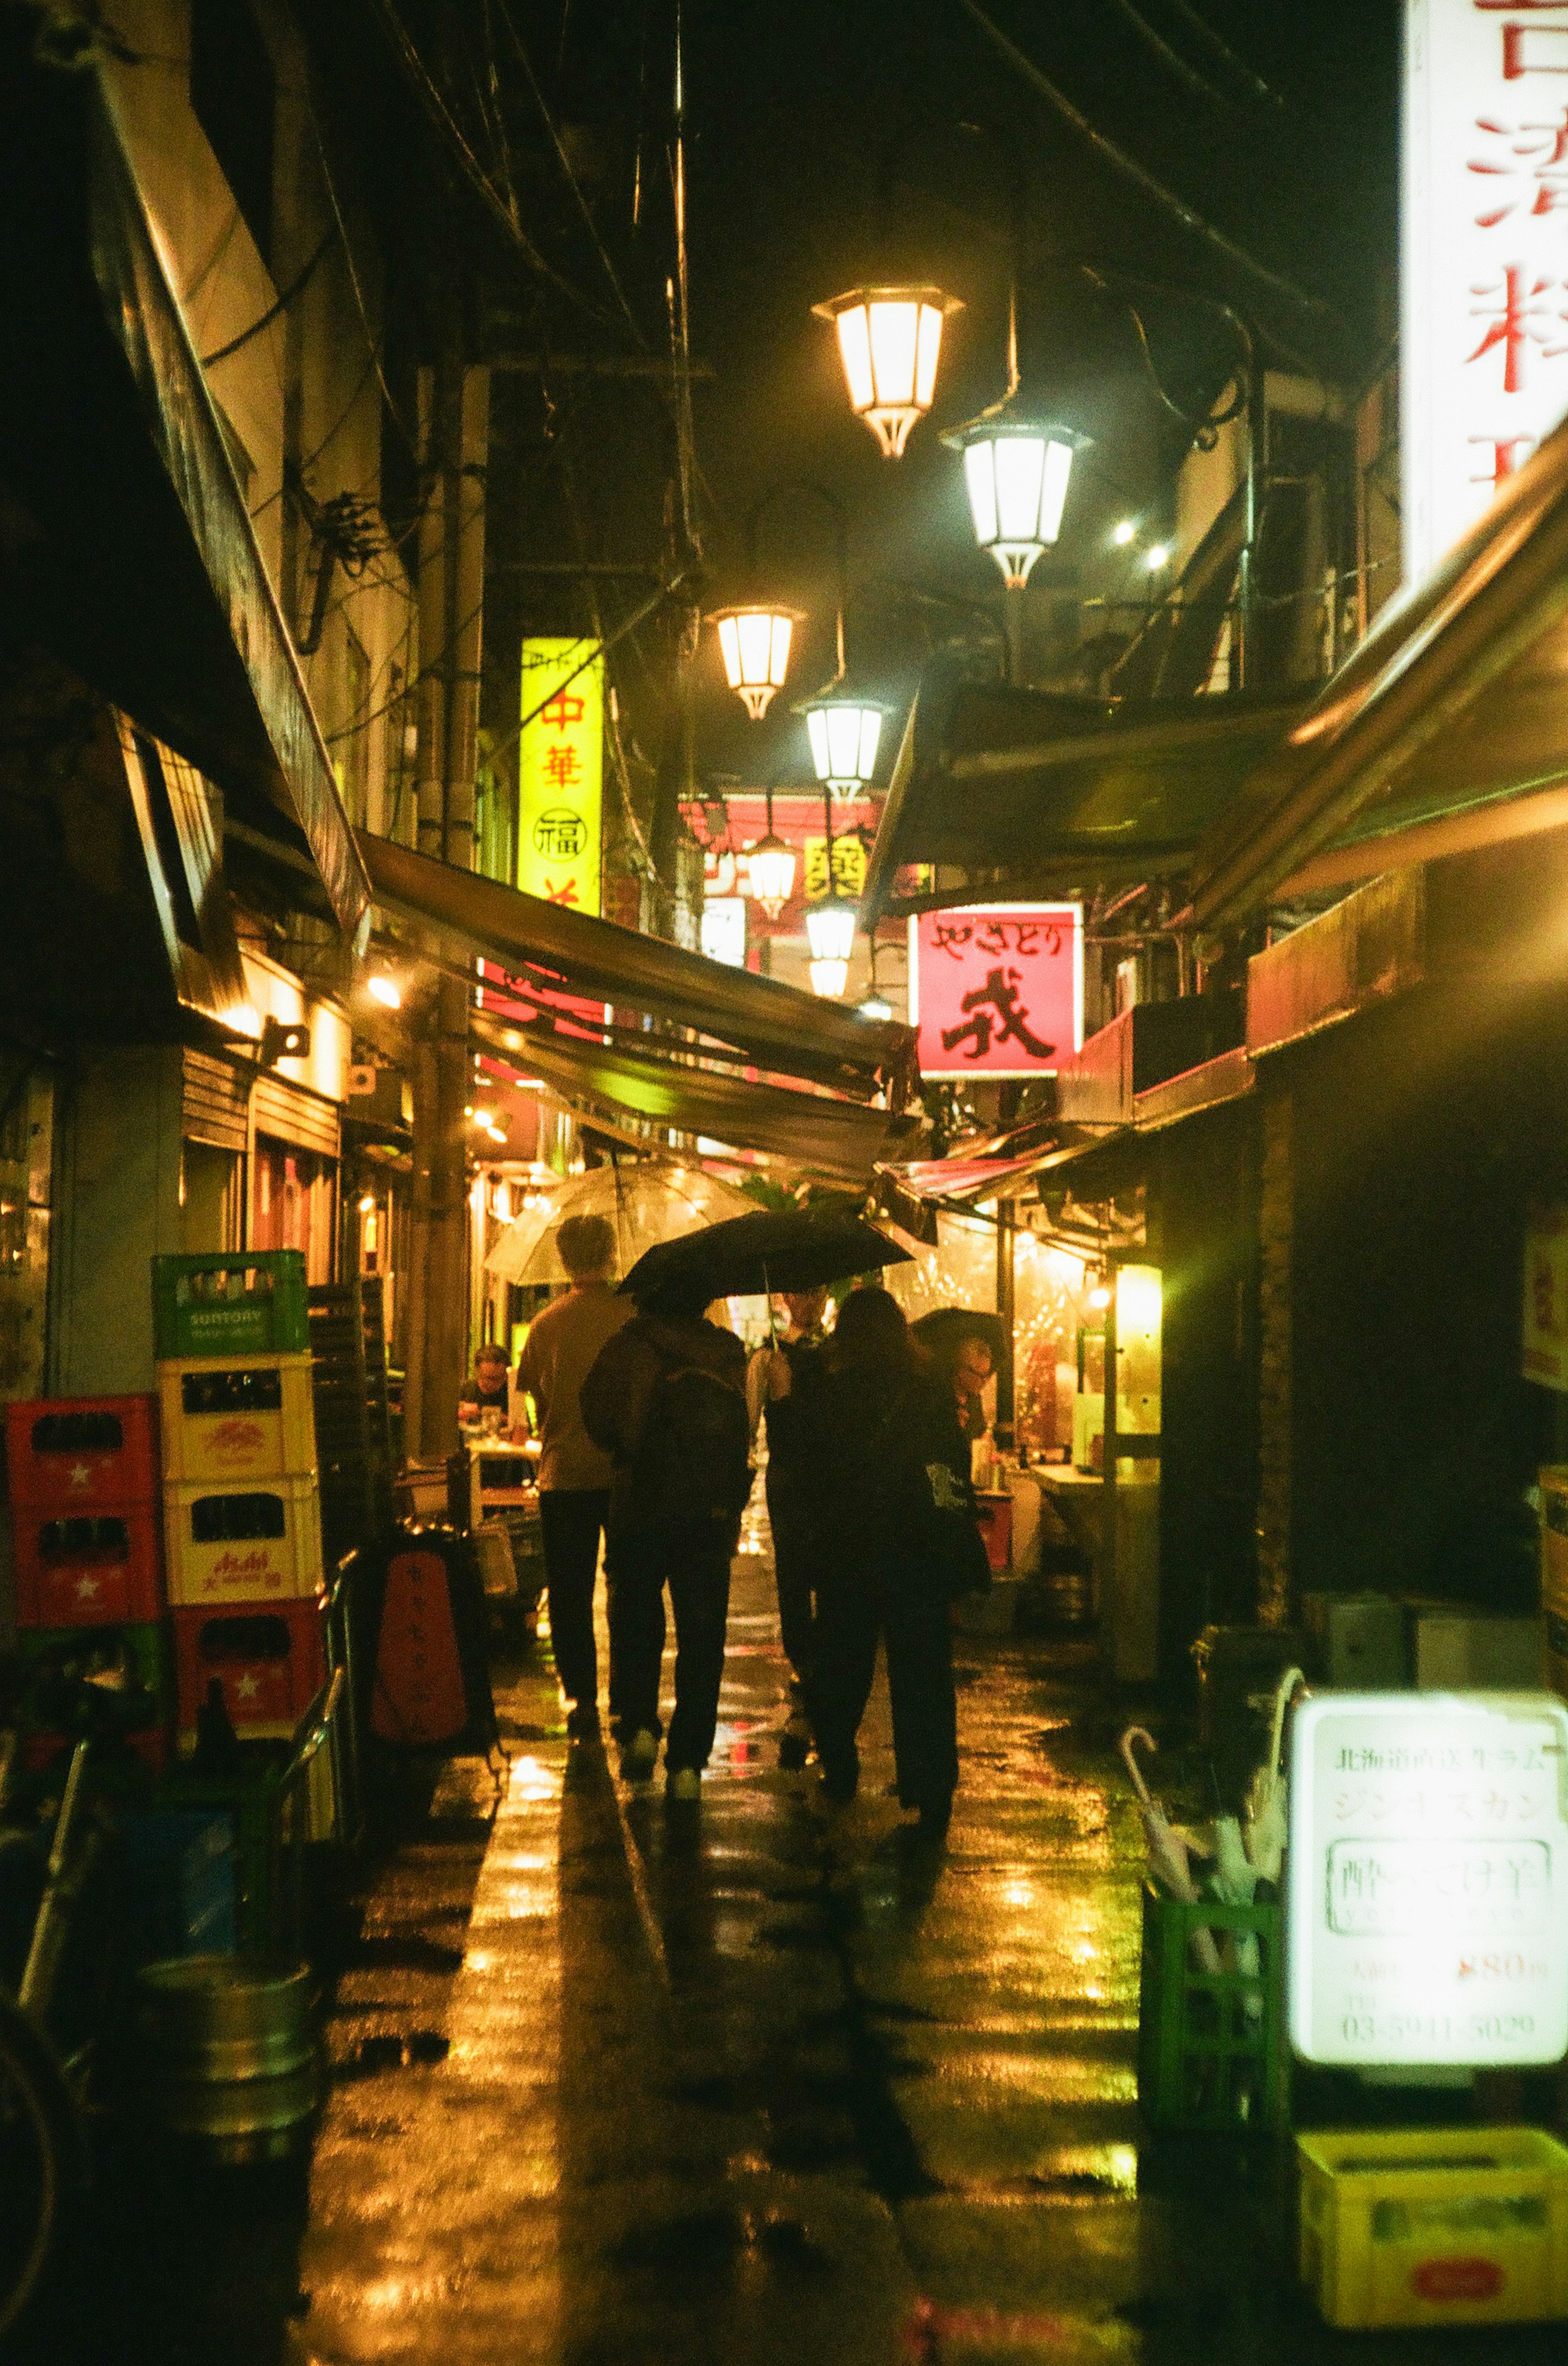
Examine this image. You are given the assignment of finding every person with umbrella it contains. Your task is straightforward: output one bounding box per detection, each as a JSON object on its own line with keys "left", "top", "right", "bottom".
{"left": 773, "top": 1287, "right": 988, "bottom": 1837}
{"left": 579, "top": 1270, "right": 751, "bottom": 1799}
{"left": 747, "top": 1283, "right": 833, "bottom": 1750}
{"left": 582, "top": 1211, "right": 911, "bottom": 1802}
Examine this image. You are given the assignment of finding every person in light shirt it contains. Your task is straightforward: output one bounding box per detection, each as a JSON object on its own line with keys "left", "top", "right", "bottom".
{"left": 514, "top": 1215, "right": 631, "bottom": 1741}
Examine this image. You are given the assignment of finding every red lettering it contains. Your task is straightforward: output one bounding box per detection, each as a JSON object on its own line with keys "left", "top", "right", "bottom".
{"left": 1411, "top": 2258, "right": 1504, "bottom": 2304}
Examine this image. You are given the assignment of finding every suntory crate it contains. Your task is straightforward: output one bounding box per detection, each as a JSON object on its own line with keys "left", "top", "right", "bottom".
{"left": 1298, "top": 2126, "right": 1568, "bottom": 2329}
{"left": 162, "top": 1475, "right": 323, "bottom": 1608}
{"left": 151, "top": 1252, "right": 309, "bottom": 1361}
{"left": 157, "top": 1354, "right": 316, "bottom": 1485}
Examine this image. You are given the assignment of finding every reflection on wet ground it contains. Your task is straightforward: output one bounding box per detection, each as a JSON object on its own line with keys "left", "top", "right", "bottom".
{"left": 48, "top": 1505, "right": 1568, "bottom": 2364}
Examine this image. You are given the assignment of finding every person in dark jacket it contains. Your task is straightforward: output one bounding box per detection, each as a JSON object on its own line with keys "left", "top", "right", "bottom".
{"left": 779, "top": 1288, "right": 981, "bottom": 1835}
{"left": 580, "top": 1279, "right": 749, "bottom": 1800}
{"left": 746, "top": 1285, "right": 830, "bottom": 1744}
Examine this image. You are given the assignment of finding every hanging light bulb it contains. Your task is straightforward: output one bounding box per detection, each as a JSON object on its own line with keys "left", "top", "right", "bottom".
{"left": 709, "top": 604, "right": 802, "bottom": 720}
{"left": 742, "top": 782, "right": 797, "bottom": 917}
{"left": 813, "top": 286, "right": 963, "bottom": 458}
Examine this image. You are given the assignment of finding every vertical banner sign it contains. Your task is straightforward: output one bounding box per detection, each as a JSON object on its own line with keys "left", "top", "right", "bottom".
{"left": 1287, "top": 1691, "right": 1568, "bottom": 2069}
{"left": 1403, "top": 0, "right": 1568, "bottom": 584}
{"left": 518, "top": 639, "right": 603, "bottom": 914}
{"left": 909, "top": 903, "right": 1082, "bottom": 1081}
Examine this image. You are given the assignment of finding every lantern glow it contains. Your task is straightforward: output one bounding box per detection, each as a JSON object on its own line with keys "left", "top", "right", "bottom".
{"left": 804, "top": 698, "right": 884, "bottom": 798}
{"left": 809, "top": 957, "right": 851, "bottom": 999}
{"left": 744, "top": 831, "right": 797, "bottom": 918}
{"left": 804, "top": 896, "right": 857, "bottom": 968}
{"left": 949, "top": 418, "right": 1081, "bottom": 589}
{"left": 813, "top": 286, "right": 962, "bottom": 459}
{"left": 710, "top": 605, "right": 802, "bottom": 720}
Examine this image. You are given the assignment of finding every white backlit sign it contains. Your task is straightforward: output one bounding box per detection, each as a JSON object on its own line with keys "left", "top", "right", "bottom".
{"left": 1287, "top": 1691, "right": 1568, "bottom": 2068}
{"left": 699, "top": 897, "right": 747, "bottom": 968}
{"left": 1403, "top": 1, "right": 1568, "bottom": 583}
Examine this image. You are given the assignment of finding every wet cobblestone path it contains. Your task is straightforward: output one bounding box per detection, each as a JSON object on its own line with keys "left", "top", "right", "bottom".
{"left": 278, "top": 1519, "right": 1568, "bottom": 2366}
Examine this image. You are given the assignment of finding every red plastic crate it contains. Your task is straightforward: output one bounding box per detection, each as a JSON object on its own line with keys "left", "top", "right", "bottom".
{"left": 5, "top": 1395, "right": 158, "bottom": 1512}
{"left": 13, "top": 1505, "right": 165, "bottom": 1627}
{"left": 173, "top": 1602, "right": 327, "bottom": 1740}
{"left": 21, "top": 1726, "right": 169, "bottom": 1777}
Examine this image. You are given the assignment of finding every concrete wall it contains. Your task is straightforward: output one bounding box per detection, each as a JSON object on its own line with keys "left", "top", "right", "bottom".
{"left": 47, "top": 1046, "right": 185, "bottom": 1396}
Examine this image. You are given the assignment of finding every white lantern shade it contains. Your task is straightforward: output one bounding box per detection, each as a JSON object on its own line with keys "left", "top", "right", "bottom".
{"left": 809, "top": 958, "right": 851, "bottom": 999}
{"left": 804, "top": 699, "right": 883, "bottom": 795}
{"left": 744, "top": 831, "right": 797, "bottom": 917}
{"left": 813, "top": 286, "right": 962, "bottom": 459}
{"left": 948, "top": 419, "right": 1081, "bottom": 589}
{"left": 710, "top": 606, "right": 802, "bottom": 720}
{"left": 804, "top": 894, "right": 857, "bottom": 966}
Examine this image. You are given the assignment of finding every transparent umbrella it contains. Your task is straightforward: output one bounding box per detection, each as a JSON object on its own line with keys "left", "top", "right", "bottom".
{"left": 484, "top": 1158, "right": 759, "bottom": 1287}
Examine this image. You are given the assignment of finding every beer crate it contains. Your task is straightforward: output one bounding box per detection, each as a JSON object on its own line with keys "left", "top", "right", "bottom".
{"left": 1542, "top": 1465, "right": 1568, "bottom": 1701}
{"left": 157, "top": 1354, "right": 316, "bottom": 1485}
{"left": 1298, "top": 2126, "right": 1568, "bottom": 2328}
{"left": 173, "top": 1602, "right": 327, "bottom": 1741}
{"left": 163, "top": 1474, "right": 323, "bottom": 1607}
{"left": 5, "top": 1394, "right": 159, "bottom": 1512}
{"left": 16, "top": 1619, "right": 173, "bottom": 1758}
{"left": 151, "top": 1251, "right": 310, "bottom": 1361}
{"left": 13, "top": 1504, "right": 165, "bottom": 1627}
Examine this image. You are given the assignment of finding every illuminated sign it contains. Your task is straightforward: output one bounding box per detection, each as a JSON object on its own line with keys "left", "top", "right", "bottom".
{"left": 908, "top": 902, "right": 1082, "bottom": 1081}
{"left": 699, "top": 898, "right": 747, "bottom": 968}
{"left": 803, "top": 835, "right": 866, "bottom": 901}
{"left": 1287, "top": 1691, "right": 1568, "bottom": 2068}
{"left": 518, "top": 640, "right": 603, "bottom": 913}
{"left": 1523, "top": 1200, "right": 1568, "bottom": 1389}
{"left": 1403, "top": 0, "right": 1568, "bottom": 582}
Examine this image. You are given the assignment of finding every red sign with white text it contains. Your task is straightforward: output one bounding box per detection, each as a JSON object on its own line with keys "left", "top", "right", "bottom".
{"left": 909, "top": 903, "right": 1082, "bottom": 1080}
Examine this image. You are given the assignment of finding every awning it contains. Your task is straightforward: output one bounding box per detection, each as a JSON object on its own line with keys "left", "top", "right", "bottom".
{"left": 1186, "top": 409, "right": 1568, "bottom": 930}
{"left": 360, "top": 831, "right": 916, "bottom": 1099}
{"left": 0, "top": 33, "right": 370, "bottom": 942}
{"left": 473, "top": 1011, "right": 918, "bottom": 1180}
{"left": 862, "top": 673, "right": 1306, "bottom": 927}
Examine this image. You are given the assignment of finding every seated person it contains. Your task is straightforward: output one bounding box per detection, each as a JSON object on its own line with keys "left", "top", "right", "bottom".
{"left": 459, "top": 1342, "right": 514, "bottom": 1430}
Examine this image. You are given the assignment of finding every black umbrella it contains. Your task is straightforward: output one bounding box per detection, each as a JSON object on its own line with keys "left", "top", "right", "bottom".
{"left": 618, "top": 1209, "right": 911, "bottom": 1303}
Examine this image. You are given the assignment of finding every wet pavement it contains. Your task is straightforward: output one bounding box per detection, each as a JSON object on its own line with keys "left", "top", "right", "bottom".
{"left": 41, "top": 1505, "right": 1568, "bottom": 2363}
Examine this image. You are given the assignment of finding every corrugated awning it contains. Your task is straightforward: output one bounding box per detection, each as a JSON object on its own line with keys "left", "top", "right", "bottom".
{"left": 862, "top": 672, "right": 1305, "bottom": 927}
{"left": 0, "top": 38, "right": 370, "bottom": 943}
{"left": 474, "top": 1010, "right": 918, "bottom": 1180}
{"left": 360, "top": 832, "right": 916, "bottom": 1101}
{"left": 1186, "top": 410, "right": 1568, "bottom": 930}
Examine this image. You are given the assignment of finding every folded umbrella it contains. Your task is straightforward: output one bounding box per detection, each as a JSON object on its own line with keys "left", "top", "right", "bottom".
{"left": 618, "top": 1207, "right": 911, "bottom": 1303}
{"left": 1120, "top": 1726, "right": 1221, "bottom": 1974}
{"left": 1244, "top": 1666, "right": 1307, "bottom": 1887}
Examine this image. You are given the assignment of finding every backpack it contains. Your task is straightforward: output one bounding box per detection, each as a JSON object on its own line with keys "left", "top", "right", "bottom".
{"left": 637, "top": 1360, "right": 753, "bottom": 1529}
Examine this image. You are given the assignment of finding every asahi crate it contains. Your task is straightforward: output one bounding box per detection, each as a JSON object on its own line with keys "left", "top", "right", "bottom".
{"left": 151, "top": 1252, "right": 310, "bottom": 1362}
{"left": 157, "top": 1354, "right": 316, "bottom": 1485}
{"left": 163, "top": 1475, "right": 323, "bottom": 1608}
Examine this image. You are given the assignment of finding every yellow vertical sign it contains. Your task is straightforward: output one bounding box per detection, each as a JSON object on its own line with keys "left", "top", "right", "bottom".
{"left": 518, "top": 639, "right": 603, "bottom": 914}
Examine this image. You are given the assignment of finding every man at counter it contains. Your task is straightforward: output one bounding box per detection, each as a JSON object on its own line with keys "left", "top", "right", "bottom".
{"left": 515, "top": 1214, "right": 631, "bottom": 1740}
{"left": 459, "top": 1342, "right": 516, "bottom": 1430}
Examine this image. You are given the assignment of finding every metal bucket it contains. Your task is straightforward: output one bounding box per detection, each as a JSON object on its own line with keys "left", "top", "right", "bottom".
{"left": 134, "top": 1954, "right": 320, "bottom": 2163}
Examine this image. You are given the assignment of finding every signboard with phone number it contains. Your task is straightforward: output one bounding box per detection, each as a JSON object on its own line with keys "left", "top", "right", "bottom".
{"left": 1287, "top": 1692, "right": 1568, "bottom": 2068}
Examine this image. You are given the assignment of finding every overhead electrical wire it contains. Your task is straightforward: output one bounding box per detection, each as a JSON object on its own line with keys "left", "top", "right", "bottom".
{"left": 951, "top": 0, "right": 1334, "bottom": 323}
{"left": 200, "top": 230, "right": 334, "bottom": 369}
{"left": 1165, "top": 0, "right": 1283, "bottom": 109}
{"left": 1106, "top": 0, "right": 1232, "bottom": 109}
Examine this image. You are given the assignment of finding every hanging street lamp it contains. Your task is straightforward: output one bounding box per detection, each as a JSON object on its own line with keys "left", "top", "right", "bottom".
{"left": 812, "top": 286, "right": 963, "bottom": 459}
{"left": 803, "top": 695, "right": 884, "bottom": 802}
{"left": 804, "top": 785, "right": 858, "bottom": 998}
{"left": 742, "top": 781, "right": 798, "bottom": 917}
{"left": 947, "top": 416, "right": 1084, "bottom": 593}
{"left": 709, "top": 603, "right": 802, "bottom": 720}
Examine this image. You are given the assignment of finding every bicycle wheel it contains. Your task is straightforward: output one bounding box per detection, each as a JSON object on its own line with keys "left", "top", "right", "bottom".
{"left": 0, "top": 1995, "right": 88, "bottom": 2344}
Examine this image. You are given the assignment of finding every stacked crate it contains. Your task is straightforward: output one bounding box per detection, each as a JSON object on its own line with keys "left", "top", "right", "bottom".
{"left": 307, "top": 1274, "right": 395, "bottom": 1577}
{"left": 4, "top": 1392, "right": 174, "bottom": 1767}
{"left": 152, "top": 1251, "right": 327, "bottom": 1744}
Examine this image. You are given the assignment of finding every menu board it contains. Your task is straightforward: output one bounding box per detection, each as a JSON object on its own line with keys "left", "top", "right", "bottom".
{"left": 1287, "top": 1692, "right": 1568, "bottom": 2068}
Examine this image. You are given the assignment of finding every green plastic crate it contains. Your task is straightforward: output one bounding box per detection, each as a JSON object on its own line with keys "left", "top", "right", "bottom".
{"left": 152, "top": 1252, "right": 310, "bottom": 1360}
{"left": 1137, "top": 1881, "right": 1289, "bottom": 2133}
{"left": 16, "top": 1618, "right": 174, "bottom": 1732}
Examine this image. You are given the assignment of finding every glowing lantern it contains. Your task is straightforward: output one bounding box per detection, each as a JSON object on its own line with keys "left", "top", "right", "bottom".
{"left": 813, "top": 286, "right": 962, "bottom": 459}
{"left": 742, "top": 784, "right": 798, "bottom": 917}
{"left": 710, "top": 605, "right": 801, "bottom": 720}
{"left": 803, "top": 697, "right": 884, "bottom": 800}
{"left": 945, "top": 415, "right": 1084, "bottom": 589}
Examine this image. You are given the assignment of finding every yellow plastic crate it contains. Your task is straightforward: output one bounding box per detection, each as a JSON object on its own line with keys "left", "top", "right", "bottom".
{"left": 1298, "top": 2126, "right": 1568, "bottom": 2328}
{"left": 1543, "top": 1464, "right": 1568, "bottom": 1701}
{"left": 157, "top": 1354, "right": 317, "bottom": 1485}
{"left": 163, "top": 1474, "right": 323, "bottom": 1607}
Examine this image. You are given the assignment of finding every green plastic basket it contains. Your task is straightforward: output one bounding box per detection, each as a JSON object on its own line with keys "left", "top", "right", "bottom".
{"left": 1137, "top": 1882, "right": 1289, "bottom": 2134}
{"left": 152, "top": 1252, "right": 310, "bottom": 1360}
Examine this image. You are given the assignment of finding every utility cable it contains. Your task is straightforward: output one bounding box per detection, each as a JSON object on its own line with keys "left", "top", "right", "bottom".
{"left": 1107, "top": 0, "right": 1232, "bottom": 109}
{"left": 951, "top": 0, "right": 1335, "bottom": 324}
{"left": 1164, "top": 0, "right": 1283, "bottom": 109}
{"left": 494, "top": 0, "right": 647, "bottom": 346}
{"left": 200, "top": 229, "right": 334, "bottom": 368}
{"left": 303, "top": 79, "right": 421, "bottom": 460}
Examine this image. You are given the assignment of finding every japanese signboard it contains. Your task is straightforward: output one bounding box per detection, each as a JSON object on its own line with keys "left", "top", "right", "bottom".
{"left": 518, "top": 639, "right": 603, "bottom": 914}
{"left": 699, "top": 897, "right": 747, "bottom": 968}
{"left": 1403, "top": 0, "right": 1568, "bottom": 582}
{"left": 1523, "top": 1200, "right": 1568, "bottom": 1389}
{"left": 1287, "top": 1691, "right": 1568, "bottom": 2068}
{"left": 804, "top": 835, "right": 866, "bottom": 902}
{"left": 908, "top": 903, "right": 1082, "bottom": 1081}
